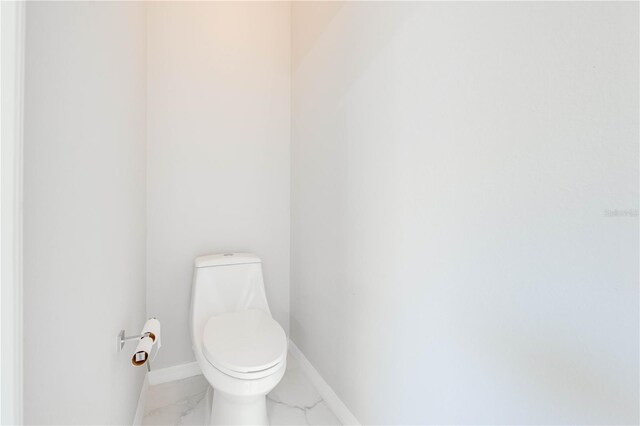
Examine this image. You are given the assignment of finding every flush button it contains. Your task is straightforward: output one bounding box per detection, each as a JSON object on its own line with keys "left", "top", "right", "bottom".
{"left": 223, "top": 253, "right": 234, "bottom": 256}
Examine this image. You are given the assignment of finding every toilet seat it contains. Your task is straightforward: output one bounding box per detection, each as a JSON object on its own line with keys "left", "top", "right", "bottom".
{"left": 202, "top": 309, "right": 287, "bottom": 380}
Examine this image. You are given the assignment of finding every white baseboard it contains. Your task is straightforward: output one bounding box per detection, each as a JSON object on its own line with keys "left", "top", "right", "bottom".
{"left": 148, "top": 361, "right": 202, "bottom": 386}
{"left": 132, "top": 374, "right": 149, "bottom": 426}
{"left": 288, "top": 340, "right": 360, "bottom": 426}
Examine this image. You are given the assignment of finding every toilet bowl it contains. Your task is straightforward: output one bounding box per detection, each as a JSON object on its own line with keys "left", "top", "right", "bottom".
{"left": 190, "top": 253, "right": 287, "bottom": 425}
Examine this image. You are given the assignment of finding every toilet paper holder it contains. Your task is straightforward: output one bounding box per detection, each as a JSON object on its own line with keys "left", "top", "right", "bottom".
{"left": 118, "top": 329, "right": 150, "bottom": 352}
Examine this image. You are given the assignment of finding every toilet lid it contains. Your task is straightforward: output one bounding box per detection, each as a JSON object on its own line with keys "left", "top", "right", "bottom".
{"left": 202, "top": 309, "right": 287, "bottom": 375}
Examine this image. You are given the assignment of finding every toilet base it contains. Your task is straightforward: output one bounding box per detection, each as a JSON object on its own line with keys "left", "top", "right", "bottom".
{"left": 209, "top": 389, "right": 268, "bottom": 426}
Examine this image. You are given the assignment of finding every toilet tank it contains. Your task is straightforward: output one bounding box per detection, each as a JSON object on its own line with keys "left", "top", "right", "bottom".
{"left": 190, "top": 253, "right": 271, "bottom": 348}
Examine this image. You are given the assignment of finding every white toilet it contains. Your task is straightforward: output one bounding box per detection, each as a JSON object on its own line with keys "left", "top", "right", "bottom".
{"left": 190, "top": 253, "right": 287, "bottom": 425}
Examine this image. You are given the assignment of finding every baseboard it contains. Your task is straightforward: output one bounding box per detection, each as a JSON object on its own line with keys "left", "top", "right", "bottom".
{"left": 147, "top": 361, "right": 202, "bottom": 386}
{"left": 132, "top": 373, "right": 149, "bottom": 426}
{"left": 288, "top": 340, "right": 360, "bottom": 426}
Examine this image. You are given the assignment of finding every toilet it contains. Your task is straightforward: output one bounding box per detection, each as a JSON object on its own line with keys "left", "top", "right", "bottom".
{"left": 190, "top": 253, "right": 287, "bottom": 425}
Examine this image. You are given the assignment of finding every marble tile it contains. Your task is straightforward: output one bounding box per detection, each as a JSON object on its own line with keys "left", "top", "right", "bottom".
{"left": 305, "top": 402, "right": 341, "bottom": 426}
{"left": 143, "top": 391, "right": 207, "bottom": 425}
{"left": 269, "top": 355, "right": 322, "bottom": 409}
{"left": 145, "top": 375, "right": 209, "bottom": 413}
{"left": 267, "top": 398, "right": 309, "bottom": 425}
{"left": 177, "top": 391, "right": 209, "bottom": 426}
{"left": 142, "top": 352, "right": 342, "bottom": 426}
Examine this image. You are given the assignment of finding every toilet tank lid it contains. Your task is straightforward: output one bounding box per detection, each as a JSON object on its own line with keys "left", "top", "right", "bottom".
{"left": 194, "top": 253, "right": 261, "bottom": 268}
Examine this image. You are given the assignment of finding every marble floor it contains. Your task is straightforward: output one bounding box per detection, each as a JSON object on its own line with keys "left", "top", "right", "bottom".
{"left": 142, "top": 352, "right": 341, "bottom": 425}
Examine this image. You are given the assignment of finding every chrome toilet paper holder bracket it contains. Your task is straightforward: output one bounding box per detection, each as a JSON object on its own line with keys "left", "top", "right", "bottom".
{"left": 118, "top": 329, "right": 149, "bottom": 352}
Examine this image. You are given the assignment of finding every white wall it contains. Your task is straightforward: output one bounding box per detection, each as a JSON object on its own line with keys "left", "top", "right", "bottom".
{"left": 291, "top": 2, "right": 639, "bottom": 424}
{"left": 1, "top": 1, "right": 25, "bottom": 423}
{"left": 146, "top": 2, "right": 290, "bottom": 369}
{"left": 24, "top": 2, "right": 147, "bottom": 424}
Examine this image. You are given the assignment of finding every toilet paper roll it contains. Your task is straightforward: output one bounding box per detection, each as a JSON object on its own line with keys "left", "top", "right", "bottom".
{"left": 142, "top": 318, "right": 161, "bottom": 343}
{"left": 142, "top": 318, "right": 162, "bottom": 361}
{"left": 131, "top": 336, "right": 154, "bottom": 366}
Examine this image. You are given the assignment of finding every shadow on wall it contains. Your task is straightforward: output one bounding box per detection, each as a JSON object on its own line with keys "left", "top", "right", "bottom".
{"left": 292, "top": 1, "right": 418, "bottom": 105}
